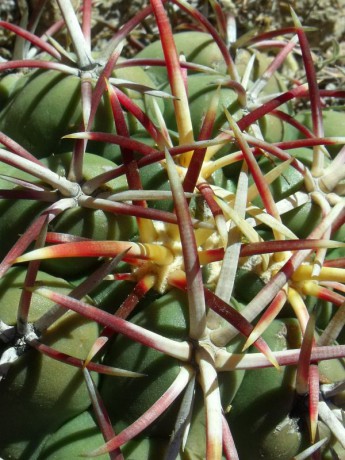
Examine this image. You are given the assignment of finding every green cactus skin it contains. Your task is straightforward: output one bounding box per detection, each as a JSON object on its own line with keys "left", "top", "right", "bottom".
{"left": 284, "top": 109, "right": 345, "bottom": 158}
{"left": 226, "top": 319, "right": 306, "bottom": 460}
{"left": 0, "top": 268, "right": 99, "bottom": 460}
{"left": 161, "top": 73, "right": 242, "bottom": 138}
{"left": 0, "top": 2, "right": 344, "bottom": 460}
{"left": 0, "top": 72, "right": 25, "bottom": 107}
{"left": 281, "top": 200, "right": 323, "bottom": 239}
{"left": 0, "top": 66, "right": 162, "bottom": 160}
{"left": 135, "top": 31, "right": 227, "bottom": 84}
{"left": 0, "top": 71, "right": 96, "bottom": 157}
{"left": 99, "top": 289, "right": 189, "bottom": 436}
{"left": 0, "top": 152, "right": 137, "bottom": 277}
{"left": 139, "top": 31, "right": 290, "bottom": 143}
{"left": 39, "top": 410, "right": 176, "bottom": 460}
{"left": 100, "top": 289, "right": 245, "bottom": 441}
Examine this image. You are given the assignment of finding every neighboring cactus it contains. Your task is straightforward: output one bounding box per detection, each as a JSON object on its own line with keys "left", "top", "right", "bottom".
{"left": 0, "top": 1, "right": 344, "bottom": 459}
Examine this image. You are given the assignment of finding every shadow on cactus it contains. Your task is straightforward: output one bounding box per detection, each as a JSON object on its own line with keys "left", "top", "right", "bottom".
{"left": 0, "top": 0, "right": 345, "bottom": 459}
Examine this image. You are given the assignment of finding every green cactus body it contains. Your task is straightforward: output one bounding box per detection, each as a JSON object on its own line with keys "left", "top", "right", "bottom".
{"left": 0, "top": 65, "right": 162, "bottom": 159}
{"left": 99, "top": 289, "right": 189, "bottom": 435}
{"left": 0, "top": 72, "right": 25, "bottom": 107}
{"left": 0, "top": 152, "right": 137, "bottom": 277}
{"left": 0, "top": 71, "right": 93, "bottom": 157}
{"left": 284, "top": 108, "right": 345, "bottom": 157}
{"left": 226, "top": 319, "right": 305, "bottom": 460}
{"left": 100, "top": 288, "right": 245, "bottom": 450}
{"left": 162, "top": 73, "right": 243, "bottom": 138}
{"left": 0, "top": 2, "right": 344, "bottom": 460}
{"left": 0, "top": 268, "right": 99, "bottom": 460}
{"left": 39, "top": 410, "right": 176, "bottom": 460}
{"left": 136, "top": 31, "right": 227, "bottom": 84}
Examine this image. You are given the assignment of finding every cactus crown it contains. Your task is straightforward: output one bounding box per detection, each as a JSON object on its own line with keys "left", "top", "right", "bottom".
{"left": 0, "top": 1, "right": 345, "bottom": 459}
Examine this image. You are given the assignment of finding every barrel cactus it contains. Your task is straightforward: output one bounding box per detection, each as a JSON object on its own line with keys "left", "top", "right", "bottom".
{"left": 0, "top": 1, "right": 344, "bottom": 459}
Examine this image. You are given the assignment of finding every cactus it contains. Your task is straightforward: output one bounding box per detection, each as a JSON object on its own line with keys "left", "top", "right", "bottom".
{"left": 0, "top": 1, "right": 345, "bottom": 459}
